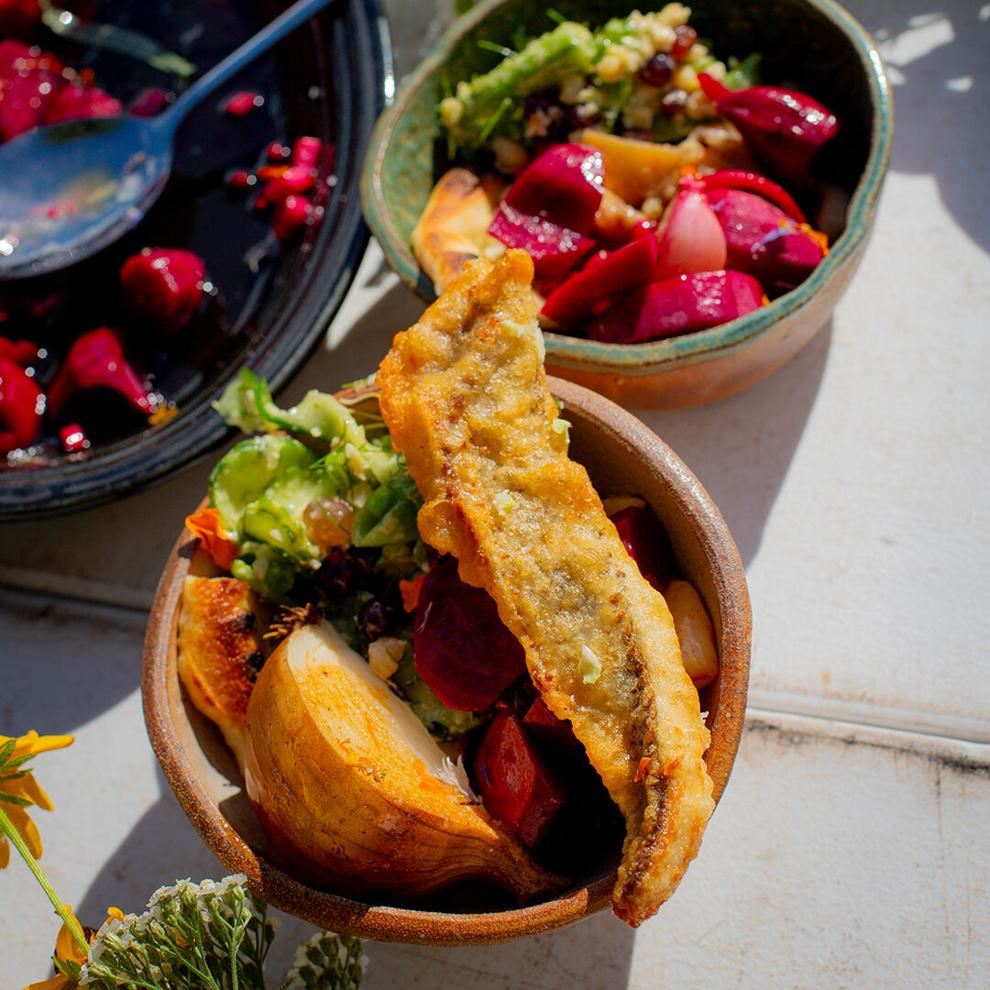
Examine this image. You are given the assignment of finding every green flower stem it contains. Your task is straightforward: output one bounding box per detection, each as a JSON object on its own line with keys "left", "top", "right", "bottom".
{"left": 0, "top": 804, "right": 90, "bottom": 955}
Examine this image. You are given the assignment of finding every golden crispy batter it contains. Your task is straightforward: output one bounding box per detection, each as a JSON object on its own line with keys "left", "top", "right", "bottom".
{"left": 177, "top": 576, "right": 262, "bottom": 769}
{"left": 411, "top": 167, "right": 498, "bottom": 293}
{"left": 377, "top": 250, "right": 714, "bottom": 926}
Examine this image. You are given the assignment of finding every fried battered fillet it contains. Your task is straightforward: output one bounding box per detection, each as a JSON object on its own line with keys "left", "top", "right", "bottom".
{"left": 178, "top": 576, "right": 263, "bottom": 769}
{"left": 377, "top": 250, "right": 714, "bottom": 926}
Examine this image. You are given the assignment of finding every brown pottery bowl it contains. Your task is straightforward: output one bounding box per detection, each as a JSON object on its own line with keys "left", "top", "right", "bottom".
{"left": 142, "top": 377, "right": 752, "bottom": 943}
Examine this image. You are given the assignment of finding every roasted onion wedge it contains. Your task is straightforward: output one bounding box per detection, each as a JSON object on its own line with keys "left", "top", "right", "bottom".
{"left": 377, "top": 249, "right": 715, "bottom": 926}
{"left": 243, "top": 620, "right": 560, "bottom": 901}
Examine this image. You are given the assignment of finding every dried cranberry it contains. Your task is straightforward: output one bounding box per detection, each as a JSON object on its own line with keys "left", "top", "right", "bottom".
{"left": 671, "top": 25, "right": 698, "bottom": 62}
{"left": 357, "top": 599, "right": 395, "bottom": 641}
{"left": 317, "top": 550, "right": 369, "bottom": 596}
{"left": 639, "top": 52, "right": 675, "bottom": 87}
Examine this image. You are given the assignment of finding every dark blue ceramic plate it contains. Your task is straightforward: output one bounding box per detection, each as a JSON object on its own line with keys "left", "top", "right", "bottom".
{"left": 0, "top": 0, "right": 391, "bottom": 518}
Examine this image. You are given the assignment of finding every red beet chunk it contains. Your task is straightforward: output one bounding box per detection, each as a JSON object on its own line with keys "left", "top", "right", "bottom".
{"left": 489, "top": 203, "right": 595, "bottom": 280}
{"left": 475, "top": 709, "right": 566, "bottom": 848}
{"left": 707, "top": 188, "right": 825, "bottom": 293}
{"left": 120, "top": 248, "right": 206, "bottom": 334}
{"left": 700, "top": 169, "right": 806, "bottom": 223}
{"left": 540, "top": 235, "right": 658, "bottom": 328}
{"left": 698, "top": 73, "right": 839, "bottom": 186}
{"left": 589, "top": 270, "right": 764, "bottom": 344}
{"left": 608, "top": 504, "right": 676, "bottom": 590}
{"left": 522, "top": 696, "right": 581, "bottom": 752}
{"left": 414, "top": 555, "right": 527, "bottom": 711}
{"left": 0, "top": 357, "right": 42, "bottom": 453}
{"left": 46, "top": 84, "right": 122, "bottom": 124}
{"left": 505, "top": 143, "right": 604, "bottom": 234}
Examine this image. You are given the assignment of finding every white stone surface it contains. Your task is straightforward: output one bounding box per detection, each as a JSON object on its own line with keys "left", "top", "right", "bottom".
{"left": 2, "top": 0, "right": 989, "bottom": 987}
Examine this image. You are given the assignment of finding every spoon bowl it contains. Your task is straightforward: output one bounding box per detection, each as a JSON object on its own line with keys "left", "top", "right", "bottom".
{"left": 0, "top": 115, "right": 171, "bottom": 279}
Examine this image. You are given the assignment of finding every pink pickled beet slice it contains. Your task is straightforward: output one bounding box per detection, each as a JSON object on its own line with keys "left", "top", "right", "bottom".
{"left": 0, "top": 67, "right": 64, "bottom": 140}
{"left": 607, "top": 504, "right": 676, "bottom": 590}
{"left": 46, "top": 83, "right": 122, "bottom": 124}
{"left": 129, "top": 87, "right": 173, "bottom": 117}
{"left": 47, "top": 327, "right": 153, "bottom": 419}
{"left": 0, "top": 40, "right": 34, "bottom": 79}
{"left": 120, "top": 248, "right": 205, "bottom": 334}
{"left": 698, "top": 73, "right": 839, "bottom": 186}
{"left": 655, "top": 175, "right": 727, "bottom": 280}
{"left": 707, "top": 188, "right": 825, "bottom": 292}
{"left": 505, "top": 143, "right": 604, "bottom": 234}
{"left": 221, "top": 90, "right": 263, "bottom": 116}
{"left": 589, "top": 270, "right": 765, "bottom": 344}
{"left": 541, "top": 235, "right": 658, "bottom": 328}
{"left": 272, "top": 194, "right": 313, "bottom": 240}
{"left": 489, "top": 202, "right": 595, "bottom": 280}
{"left": 414, "top": 555, "right": 527, "bottom": 712}
{"left": 291, "top": 136, "right": 322, "bottom": 170}
{"left": 474, "top": 708, "right": 566, "bottom": 848}
{"left": 59, "top": 422, "right": 89, "bottom": 453}
{"left": 0, "top": 356, "right": 42, "bottom": 453}
{"left": 700, "top": 169, "right": 806, "bottom": 223}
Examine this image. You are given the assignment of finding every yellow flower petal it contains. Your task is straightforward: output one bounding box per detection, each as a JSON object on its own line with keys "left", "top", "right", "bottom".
{"left": 5, "top": 804, "right": 43, "bottom": 859}
{"left": 107, "top": 906, "right": 125, "bottom": 923}
{"left": 21, "top": 974, "right": 69, "bottom": 990}
{"left": 13, "top": 733, "right": 74, "bottom": 758}
{"left": 55, "top": 908, "right": 88, "bottom": 965}
{"left": 6, "top": 773, "right": 55, "bottom": 813}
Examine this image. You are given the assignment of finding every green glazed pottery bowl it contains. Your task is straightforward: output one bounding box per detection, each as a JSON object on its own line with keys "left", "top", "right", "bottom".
{"left": 361, "top": 0, "right": 892, "bottom": 408}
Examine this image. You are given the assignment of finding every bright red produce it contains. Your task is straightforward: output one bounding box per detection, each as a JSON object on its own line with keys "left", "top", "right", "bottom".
{"left": 272, "top": 194, "right": 313, "bottom": 241}
{"left": 0, "top": 357, "right": 42, "bottom": 453}
{"left": 58, "top": 422, "right": 89, "bottom": 453}
{"left": 257, "top": 164, "right": 316, "bottom": 207}
{"left": 655, "top": 175, "right": 727, "bottom": 280}
{"left": 489, "top": 203, "right": 595, "bottom": 280}
{"left": 589, "top": 270, "right": 765, "bottom": 344}
{"left": 608, "top": 503, "right": 676, "bottom": 590}
{"left": 128, "top": 86, "right": 173, "bottom": 117}
{"left": 707, "top": 188, "right": 825, "bottom": 292}
{"left": 504, "top": 143, "right": 604, "bottom": 234}
{"left": 120, "top": 248, "right": 205, "bottom": 334}
{"left": 698, "top": 72, "right": 839, "bottom": 185}
{"left": 700, "top": 169, "right": 807, "bottom": 223}
{"left": 413, "top": 555, "right": 527, "bottom": 711}
{"left": 47, "top": 327, "right": 153, "bottom": 419}
{"left": 221, "top": 90, "right": 263, "bottom": 116}
{"left": 291, "top": 135, "right": 323, "bottom": 170}
{"left": 522, "top": 696, "right": 581, "bottom": 751}
{"left": 541, "top": 235, "right": 658, "bottom": 327}
{"left": 0, "top": 336, "right": 37, "bottom": 365}
{"left": 0, "top": 62, "right": 64, "bottom": 139}
{"left": 474, "top": 709, "right": 566, "bottom": 848}
{"left": 46, "top": 83, "right": 122, "bottom": 124}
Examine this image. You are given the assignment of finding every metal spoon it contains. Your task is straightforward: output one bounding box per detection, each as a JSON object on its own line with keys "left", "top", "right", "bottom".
{"left": 0, "top": 0, "right": 333, "bottom": 281}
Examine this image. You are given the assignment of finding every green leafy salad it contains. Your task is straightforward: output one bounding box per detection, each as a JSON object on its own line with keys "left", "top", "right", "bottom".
{"left": 207, "top": 370, "right": 479, "bottom": 739}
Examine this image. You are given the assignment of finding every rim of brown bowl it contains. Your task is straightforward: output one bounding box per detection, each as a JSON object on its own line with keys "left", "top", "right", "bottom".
{"left": 142, "top": 376, "right": 752, "bottom": 945}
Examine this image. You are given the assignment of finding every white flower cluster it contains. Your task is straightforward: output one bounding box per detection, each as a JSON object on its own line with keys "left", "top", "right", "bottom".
{"left": 280, "top": 930, "right": 367, "bottom": 990}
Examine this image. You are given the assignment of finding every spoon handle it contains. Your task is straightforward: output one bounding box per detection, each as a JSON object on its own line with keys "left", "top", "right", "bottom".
{"left": 159, "top": 0, "right": 335, "bottom": 130}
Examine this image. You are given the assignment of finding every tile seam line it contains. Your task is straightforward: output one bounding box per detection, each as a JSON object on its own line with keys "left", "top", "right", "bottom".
{"left": 2, "top": 583, "right": 987, "bottom": 749}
